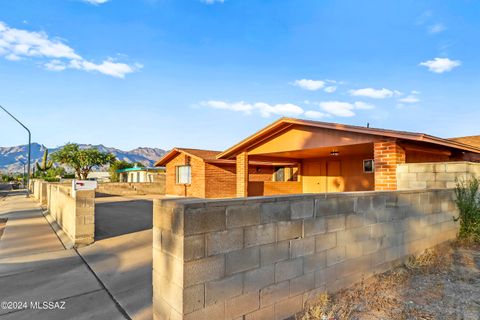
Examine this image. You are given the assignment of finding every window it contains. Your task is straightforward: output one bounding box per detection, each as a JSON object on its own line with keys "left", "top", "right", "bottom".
{"left": 363, "top": 159, "right": 374, "bottom": 173}
{"left": 176, "top": 165, "right": 191, "bottom": 184}
{"left": 273, "top": 167, "right": 285, "bottom": 182}
{"left": 273, "top": 167, "right": 298, "bottom": 182}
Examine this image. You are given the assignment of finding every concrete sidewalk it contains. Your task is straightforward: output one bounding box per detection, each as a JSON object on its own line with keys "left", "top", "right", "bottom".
{"left": 0, "top": 192, "right": 128, "bottom": 320}
{"left": 78, "top": 229, "right": 153, "bottom": 320}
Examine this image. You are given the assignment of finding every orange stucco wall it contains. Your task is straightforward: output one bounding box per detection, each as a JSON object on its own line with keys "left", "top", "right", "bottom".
{"left": 302, "top": 154, "right": 375, "bottom": 193}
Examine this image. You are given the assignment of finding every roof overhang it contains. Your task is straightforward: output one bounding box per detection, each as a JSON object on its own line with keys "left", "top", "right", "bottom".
{"left": 216, "top": 118, "right": 480, "bottom": 159}
{"left": 154, "top": 148, "right": 213, "bottom": 167}
{"left": 155, "top": 149, "right": 180, "bottom": 167}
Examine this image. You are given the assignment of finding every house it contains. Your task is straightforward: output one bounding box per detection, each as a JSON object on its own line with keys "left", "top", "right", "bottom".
{"left": 449, "top": 135, "right": 480, "bottom": 148}
{"left": 116, "top": 165, "right": 165, "bottom": 183}
{"left": 155, "top": 148, "right": 298, "bottom": 198}
{"left": 155, "top": 118, "right": 480, "bottom": 198}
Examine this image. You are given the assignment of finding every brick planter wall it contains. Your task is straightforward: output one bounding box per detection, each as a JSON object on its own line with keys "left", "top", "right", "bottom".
{"left": 153, "top": 190, "right": 458, "bottom": 320}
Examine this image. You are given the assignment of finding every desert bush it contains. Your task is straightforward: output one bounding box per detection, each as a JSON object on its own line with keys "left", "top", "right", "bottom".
{"left": 454, "top": 177, "right": 480, "bottom": 242}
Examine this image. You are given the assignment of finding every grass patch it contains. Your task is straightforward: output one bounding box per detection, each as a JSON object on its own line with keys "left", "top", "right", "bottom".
{"left": 455, "top": 177, "right": 480, "bottom": 242}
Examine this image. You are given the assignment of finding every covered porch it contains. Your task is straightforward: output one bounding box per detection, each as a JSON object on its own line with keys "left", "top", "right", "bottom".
{"left": 216, "top": 118, "right": 480, "bottom": 197}
{"left": 237, "top": 142, "right": 376, "bottom": 197}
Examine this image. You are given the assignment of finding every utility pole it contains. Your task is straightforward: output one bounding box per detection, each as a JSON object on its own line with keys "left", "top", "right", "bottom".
{"left": 0, "top": 105, "right": 31, "bottom": 196}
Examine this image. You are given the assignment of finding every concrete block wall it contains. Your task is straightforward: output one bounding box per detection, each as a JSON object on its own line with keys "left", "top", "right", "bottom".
{"left": 397, "top": 161, "right": 480, "bottom": 190}
{"left": 29, "top": 179, "right": 48, "bottom": 205}
{"left": 96, "top": 180, "right": 166, "bottom": 196}
{"left": 153, "top": 189, "right": 459, "bottom": 320}
{"left": 47, "top": 184, "right": 95, "bottom": 246}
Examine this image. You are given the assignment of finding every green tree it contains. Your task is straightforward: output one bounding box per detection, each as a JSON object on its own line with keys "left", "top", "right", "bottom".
{"left": 109, "top": 160, "right": 132, "bottom": 182}
{"left": 51, "top": 143, "right": 116, "bottom": 180}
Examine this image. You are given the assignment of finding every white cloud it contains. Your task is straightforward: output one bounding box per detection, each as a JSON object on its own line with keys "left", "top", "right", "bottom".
{"left": 44, "top": 59, "right": 66, "bottom": 71}
{"left": 202, "top": 0, "right": 225, "bottom": 4}
{"left": 416, "top": 10, "right": 432, "bottom": 26}
{"left": 398, "top": 95, "right": 420, "bottom": 103}
{"left": 200, "top": 100, "right": 254, "bottom": 114}
{"left": 318, "top": 101, "right": 355, "bottom": 117}
{"left": 324, "top": 86, "right": 337, "bottom": 93}
{"left": 202, "top": 98, "right": 377, "bottom": 119}
{"left": 0, "top": 21, "right": 140, "bottom": 78}
{"left": 353, "top": 101, "right": 375, "bottom": 110}
{"left": 82, "top": 0, "right": 109, "bottom": 4}
{"left": 349, "top": 88, "right": 398, "bottom": 99}
{"left": 5, "top": 53, "right": 21, "bottom": 61}
{"left": 69, "top": 59, "right": 139, "bottom": 78}
{"left": 293, "top": 79, "right": 325, "bottom": 91}
{"left": 428, "top": 23, "right": 446, "bottom": 34}
{"left": 255, "top": 103, "right": 304, "bottom": 117}
{"left": 419, "top": 57, "right": 461, "bottom": 73}
{"left": 304, "top": 110, "right": 328, "bottom": 119}
{"left": 200, "top": 100, "right": 303, "bottom": 118}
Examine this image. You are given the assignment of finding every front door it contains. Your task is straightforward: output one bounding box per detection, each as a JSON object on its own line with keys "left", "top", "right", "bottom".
{"left": 326, "top": 160, "right": 344, "bottom": 192}
{"left": 302, "top": 161, "right": 325, "bottom": 193}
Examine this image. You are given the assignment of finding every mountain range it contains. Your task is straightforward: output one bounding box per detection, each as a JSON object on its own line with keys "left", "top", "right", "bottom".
{"left": 0, "top": 143, "right": 167, "bottom": 173}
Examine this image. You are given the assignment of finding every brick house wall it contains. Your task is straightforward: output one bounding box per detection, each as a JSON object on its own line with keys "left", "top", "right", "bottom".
{"left": 205, "top": 163, "right": 237, "bottom": 198}
{"left": 205, "top": 163, "right": 275, "bottom": 198}
{"left": 166, "top": 152, "right": 276, "bottom": 198}
{"left": 249, "top": 166, "right": 274, "bottom": 182}
{"left": 236, "top": 152, "right": 249, "bottom": 197}
{"left": 165, "top": 153, "right": 206, "bottom": 198}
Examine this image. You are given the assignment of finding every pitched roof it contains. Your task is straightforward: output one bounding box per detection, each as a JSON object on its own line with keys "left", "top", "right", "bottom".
{"left": 154, "top": 147, "right": 297, "bottom": 167}
{"left": 449, "top": 135, "right": 480, "bottom": 149}
{"left": 154, "top": 148, "right": 221, "bottom": 166}
{"left": 216, "top": 117, "right": 480, "bottom": 159}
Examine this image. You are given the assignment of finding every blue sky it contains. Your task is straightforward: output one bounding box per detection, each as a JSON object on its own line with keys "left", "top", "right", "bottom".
{"left": 1, "top": 0, "right": 479, "bottom": 151}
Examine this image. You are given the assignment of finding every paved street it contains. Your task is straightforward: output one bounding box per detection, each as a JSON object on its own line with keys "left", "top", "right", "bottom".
{"left": 0, "top": 191, "right": 154, "bottom": 320}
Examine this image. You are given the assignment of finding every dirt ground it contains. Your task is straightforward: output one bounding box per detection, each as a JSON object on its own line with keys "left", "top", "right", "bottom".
{"left": 298, "top": 241, "right": 480, "bottom": 320}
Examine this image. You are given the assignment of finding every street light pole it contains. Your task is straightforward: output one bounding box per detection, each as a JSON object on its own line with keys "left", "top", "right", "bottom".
{"left": 0, "top": 105, "right": 31, "bottom": 196}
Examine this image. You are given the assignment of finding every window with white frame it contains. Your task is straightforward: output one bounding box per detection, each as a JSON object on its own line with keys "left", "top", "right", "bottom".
{"left": 176, "top": 165, "right": 191, "bottom": 184}
{"left": 363, "top": 159, "right": 374, "bottom": 173}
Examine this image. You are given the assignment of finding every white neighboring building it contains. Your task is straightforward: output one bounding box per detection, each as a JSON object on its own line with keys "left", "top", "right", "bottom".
{"left": 117, "top": 166, "right": 165, "bottom": 183}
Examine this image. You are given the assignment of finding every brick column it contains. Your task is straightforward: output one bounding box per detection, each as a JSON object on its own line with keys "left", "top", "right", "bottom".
{"left": 236, "top": 152, "right": 249, "bottom": 197}
{"left": 374, "top": 140, "right": 406, "bottom": 191}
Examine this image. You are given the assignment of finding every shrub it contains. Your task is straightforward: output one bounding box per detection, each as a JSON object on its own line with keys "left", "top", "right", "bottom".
{"left": 454, "top": 177, "right": 480, "bottom": 242}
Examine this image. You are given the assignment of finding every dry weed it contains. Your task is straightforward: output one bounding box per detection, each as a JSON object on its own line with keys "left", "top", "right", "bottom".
{"left": 297, "top": 244, "right": 457, "bottom": 320}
